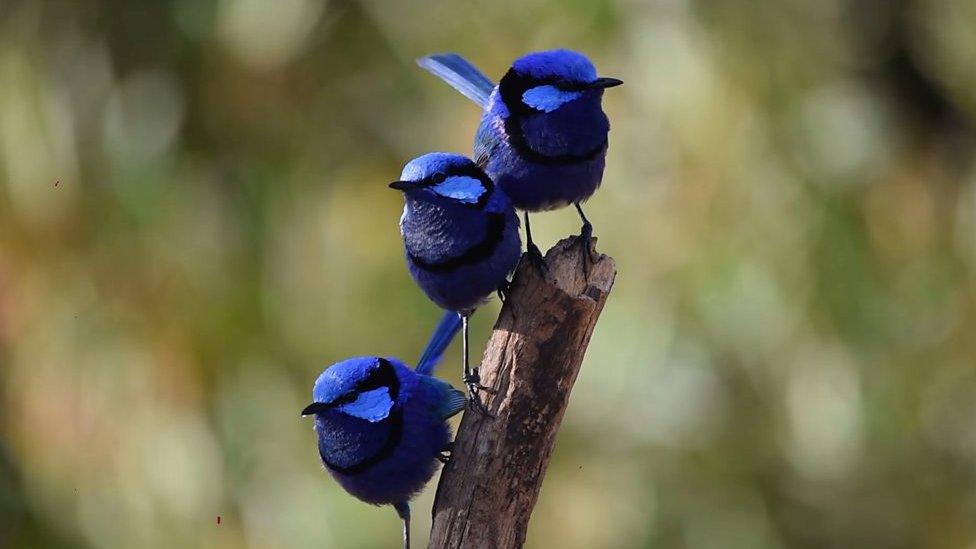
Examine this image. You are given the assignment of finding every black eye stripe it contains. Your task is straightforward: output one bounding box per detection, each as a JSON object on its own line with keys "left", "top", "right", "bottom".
{"left": 496, "top": 68, "right": 609, "bottom": 165}
{"left": 499, "top": 69, "right": 588, "bottom": 111}
{"left": 525, "top": 79, "right": 585, "bottom": 92}
{"left": 331, "top": 357, "right": 400, "bottom": 406}
{"left": 415, "top": 166, "right": 490, "bottom": 187}
{"left": 554, "top": 82, "right": 588, "bottom": 92}
{"left": 412, "top": 163, "right": 494, "bottom": 209}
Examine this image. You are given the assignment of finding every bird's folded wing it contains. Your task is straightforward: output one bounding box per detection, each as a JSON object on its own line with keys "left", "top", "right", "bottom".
{"left": 417, "top": 376, "right": 466, "bottom": 419}
{"left": 441, "top": 388, "right": 466, "bottom": 419}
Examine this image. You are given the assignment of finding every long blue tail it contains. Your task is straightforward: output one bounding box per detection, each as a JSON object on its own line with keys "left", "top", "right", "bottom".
{"left": 416, "top": 53, "right": 495, "bottom": 109}
{"left": 415, "top": 310, "right": 462, "bottom": 376}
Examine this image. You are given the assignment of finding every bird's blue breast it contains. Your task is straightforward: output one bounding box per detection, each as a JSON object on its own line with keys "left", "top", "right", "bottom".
{"left": 316, "top": 374, "right": 455, "bottom": 505}
{"left": 316, "top": 409, "right": 401, "bottom": 473}
{"left": 403, "top": 205, "right": 521, "bottom": 312}
{"left": 400, "top": 199, "right": 495, "bottom": 265}
{"left": 400, "top": 194, "right": 520, "bottom": 311}
{"left": 517, "top": 93, "right": 609, "bottom": 159}
{"left": 475, "top": 108, "right": 608, "bottom": 212}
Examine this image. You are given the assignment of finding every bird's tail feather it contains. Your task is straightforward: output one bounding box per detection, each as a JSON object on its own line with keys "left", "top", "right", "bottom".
{"left": 415, "top": 310, "right": 462, "bottom": 375}
{"left": 416, "top": 53, "right": 494, "bottom": 109}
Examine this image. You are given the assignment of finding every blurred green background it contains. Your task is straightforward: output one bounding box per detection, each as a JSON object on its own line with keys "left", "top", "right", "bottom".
{"left": 1, "top": 0, "right": 976, "bottom": 547}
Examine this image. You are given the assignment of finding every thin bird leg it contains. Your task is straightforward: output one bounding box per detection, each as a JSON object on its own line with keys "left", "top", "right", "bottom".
{"left": 460, "top": 313, "right": 495, "bottom": 417}
{"left": 523, "top": 211, "right": 549, "bottom": 275}
{"left": 574, "top": 202, "right": 595, "bottom": 266}
{"left": 394, "top": 501, "right": 411, "bottom": 549}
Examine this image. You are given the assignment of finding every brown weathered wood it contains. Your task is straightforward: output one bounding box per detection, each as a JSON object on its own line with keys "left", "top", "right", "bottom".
{"left": 428, "top": 235, "right": 617, "bottom": 549}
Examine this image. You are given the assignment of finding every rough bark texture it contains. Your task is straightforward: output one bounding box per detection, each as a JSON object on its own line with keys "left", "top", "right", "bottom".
{"left": 428, "top": 235, "right": 617, "bottom": 549}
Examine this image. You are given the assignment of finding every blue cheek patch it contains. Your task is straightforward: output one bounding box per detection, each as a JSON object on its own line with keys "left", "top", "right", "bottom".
{"left": 522, "top": 85, "right": 582, "bottom": 113}
{"left": 337, "top": 387, "right": 394, "bottom": 422}
{"left": 431, "top": 176, "right": 486, "bottom": 204}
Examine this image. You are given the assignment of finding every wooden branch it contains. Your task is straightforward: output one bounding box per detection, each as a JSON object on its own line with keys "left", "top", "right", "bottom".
{"left": 428, "top": 235, "right": 617, "bottom": 549}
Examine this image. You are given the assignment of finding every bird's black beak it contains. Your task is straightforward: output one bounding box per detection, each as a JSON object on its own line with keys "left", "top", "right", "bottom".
{"left": 588, "top": 77, "right": 623, "bottom": 89}
{"left": 389, "top": 180, "right": 419, "bottom": 191}
{"left": 301, "top": 402, "right": 331, "bottom": 416}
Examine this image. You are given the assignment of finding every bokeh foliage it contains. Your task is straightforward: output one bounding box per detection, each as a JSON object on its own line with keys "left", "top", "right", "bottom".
{"left": 1, "top": 0, "right": 975, "bottom": 547}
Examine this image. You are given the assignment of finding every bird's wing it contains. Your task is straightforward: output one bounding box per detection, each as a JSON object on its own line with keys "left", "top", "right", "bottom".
{"left": 474, "top": 116, "right": 502, "bottom": 168}
{"left": 441, "top": 387, "right": 466, "bottom": 419}
{"left": 417, "top": 376, "right": 467, "bottom": 419}
{"left": 417, "top": 53, "right": 495, "bottom": 109}
{"left": 415, "top": 310, "right": 462, "bottom": 376}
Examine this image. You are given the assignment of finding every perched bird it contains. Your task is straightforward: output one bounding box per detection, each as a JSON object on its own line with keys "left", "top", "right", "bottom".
{"left": 417, "top": 49, "right": 622, "bottom": 268}
{"left": 301, "top": 311, "right": 466, "bottom": 549}
{"left": 390, "top": 152, "right": 521, "bottom": 412}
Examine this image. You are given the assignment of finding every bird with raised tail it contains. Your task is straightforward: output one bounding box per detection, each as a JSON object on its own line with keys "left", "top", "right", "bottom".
{"left": 418, "top": 49, "right": 622, "bottom": 270}
{"left": 301, "top": 311, "right": 465, "bottom": 549}
{"left": 390, "top": 152, "right": 521, "bottom": 414}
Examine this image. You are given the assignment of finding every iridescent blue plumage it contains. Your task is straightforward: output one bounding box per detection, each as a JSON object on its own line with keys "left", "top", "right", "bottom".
{"left": 418, "top": 49, "right": 622, "bottom": 265}
{"left": 390, "top": 153, "right": 521, "bottom": 413}
{"left": 416, "top": 53, "right": 493, "bottom": 107}
{"left": 301, "top": 311, "right": 464, "bottom": 549}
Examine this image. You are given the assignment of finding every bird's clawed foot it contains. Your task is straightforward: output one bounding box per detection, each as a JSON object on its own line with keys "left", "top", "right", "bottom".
{"left": 463, "top": 369, "right": 496, "bottom": 417}
{"left": 574, "top": 202, "right": 596, "bottom": 269}
{"left": 437, "top": 442, "right": 454, "bottom": 464}
{"left": 579, "top": 220, "right": 595, "bottom": 268}
{"left": 496, "top": 278, "right": 511, "bottom": 303}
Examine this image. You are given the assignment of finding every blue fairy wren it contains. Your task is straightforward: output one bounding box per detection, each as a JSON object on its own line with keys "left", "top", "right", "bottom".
{"left": 301, "top": 311, "right": 465, "bottom": 549}
{"left": 389, "top": 152, "right": 521, "bottom": 413}
{"left": 417, "top": 49, "right": 622, "bottom": 269}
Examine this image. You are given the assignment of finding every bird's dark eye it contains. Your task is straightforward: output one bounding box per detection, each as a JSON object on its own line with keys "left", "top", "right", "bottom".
{"left": 330, "top": 391, "right": 359, "bottom": 407}
{"left": 422, "top": 173, "right": 447, "bottom": 187}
